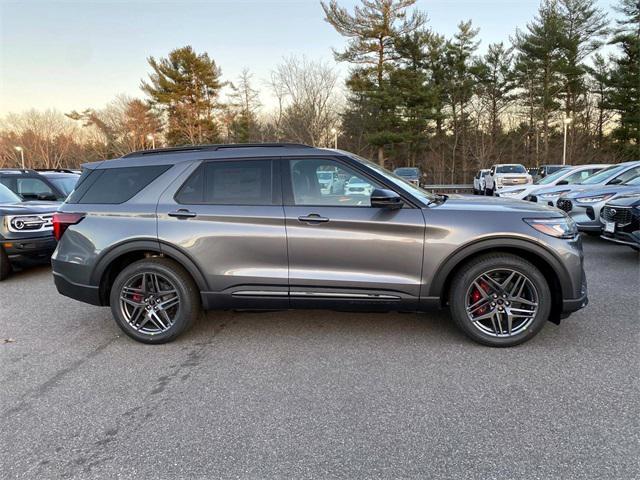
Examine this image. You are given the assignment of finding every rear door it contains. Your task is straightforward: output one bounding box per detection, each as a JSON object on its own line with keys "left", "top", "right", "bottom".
{"left": 156, "top": 158, "right": 288, "bottom": 308}
{"left": 282, "top": 157, "right": 425, "bottom": 308}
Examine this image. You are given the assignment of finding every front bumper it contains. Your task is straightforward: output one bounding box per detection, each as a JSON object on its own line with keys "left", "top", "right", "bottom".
{"left": 601, "top": 231, "right": 640, "bottom": 248}
{"left": 2, "top": 235, "right": 57, "bottom": 260}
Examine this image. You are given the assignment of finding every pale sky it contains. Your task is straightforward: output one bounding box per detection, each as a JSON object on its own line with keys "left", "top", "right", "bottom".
{"left": 0, "top": 0, "right": 618, "bottom": 115}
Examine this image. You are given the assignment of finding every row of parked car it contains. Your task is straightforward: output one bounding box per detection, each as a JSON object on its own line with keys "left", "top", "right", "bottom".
{"left": 0, "top": 168, "right": 80, "bottom": 280}
{"left": 473, "top": 161, "right": 640, "bottom": 251}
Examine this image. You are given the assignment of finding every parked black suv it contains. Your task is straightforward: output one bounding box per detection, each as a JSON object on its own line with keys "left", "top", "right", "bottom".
{"left": 600, "top": 194, "right": 640, "bottom": 251}
{"left": 52, "top": 144, "right": 588, "bottom": 347}
{"left": 0, "top": 183, "right": 59, "bottom": 280}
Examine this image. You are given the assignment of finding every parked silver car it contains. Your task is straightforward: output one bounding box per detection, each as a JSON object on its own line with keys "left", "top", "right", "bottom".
{"left": 557, "top": 174, "right": 640, "bottom": 232}
{"left": 51, "top": 144, "right": 588, "bottom": 347}
{"left": 533, "top": 161, "right": 640, "bottom": 206}
{"left": 497, "top": 164, "right": 608, "bottom": 201}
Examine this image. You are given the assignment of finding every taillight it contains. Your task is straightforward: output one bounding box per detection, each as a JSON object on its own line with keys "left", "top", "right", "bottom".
{"left": 52, "top": 212, "right": 85, "bottom": 241}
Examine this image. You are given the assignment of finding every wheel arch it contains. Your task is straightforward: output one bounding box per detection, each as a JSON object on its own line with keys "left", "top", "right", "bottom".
{"left": 91, "top": 240, "right": 208, "bottom": 306}
{"left": 431, "top": 238, "right": 568, "bottom": 324}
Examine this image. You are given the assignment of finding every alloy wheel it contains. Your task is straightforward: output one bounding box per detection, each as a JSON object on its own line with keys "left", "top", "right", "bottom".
{"left": 465, "top": 268, "right": 539, "bottom": 337}
{"left": 119, "top": 272, "right": 181, "bottom": 335}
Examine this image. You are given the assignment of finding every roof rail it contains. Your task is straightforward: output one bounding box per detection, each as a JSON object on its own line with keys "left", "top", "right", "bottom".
{"left": 122, "top": 143, "right": 312, "bottom": 158}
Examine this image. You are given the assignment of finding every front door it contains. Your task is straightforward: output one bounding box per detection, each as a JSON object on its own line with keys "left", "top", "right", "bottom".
{"left": 283, "top": 157, "right": 425, "bottom": 308}
{"left": 157, "top": 158, "right": 288, "bottom": 309}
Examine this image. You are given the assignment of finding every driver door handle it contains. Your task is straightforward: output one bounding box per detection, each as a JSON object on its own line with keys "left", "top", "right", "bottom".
{"left": 298, "top": 214, "right": 329, "bottom": 224}
{"left": 168, "top": 209, "right": 197, "bottom": 219}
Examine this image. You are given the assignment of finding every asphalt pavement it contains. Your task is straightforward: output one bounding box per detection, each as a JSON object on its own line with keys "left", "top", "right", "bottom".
{"left": 1, "top": 236, "right": 638, "bottom": 479}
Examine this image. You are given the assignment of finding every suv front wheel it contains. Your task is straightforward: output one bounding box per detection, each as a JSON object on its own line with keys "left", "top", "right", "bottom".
{"left": 109, "top": 257, "right": 200, "bottom": 344}
{"left": 449, "top": 253, "right": 551, "bottom": 347}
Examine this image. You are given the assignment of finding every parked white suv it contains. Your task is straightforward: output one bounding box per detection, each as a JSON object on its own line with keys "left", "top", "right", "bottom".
{"left": 485, "top": 164, "right": 532, "bottom": 196}
{"left": 473, "top": 169, "right": 491, "bottom": 195}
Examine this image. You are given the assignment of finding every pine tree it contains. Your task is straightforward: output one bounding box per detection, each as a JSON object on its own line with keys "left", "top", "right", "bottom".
{"left": 444, "top": 21, "right": 480, "bottom": 183}
{"left": 513, "top": 0, "right": 564, "bottom": 161}
{"left": 606, "top": 0, "right": 640, "bottom": 156}
{"left": 141, "top": 46, "right": 224, "bottom": 146}
{"left": 227, "top": 69, "right": 261, "bottom": 143}
{"left": 322, "top": 0, "right": 426, "bottom": 165}
{"left": 473, "top": 42, "right": 516, "bottom": 164}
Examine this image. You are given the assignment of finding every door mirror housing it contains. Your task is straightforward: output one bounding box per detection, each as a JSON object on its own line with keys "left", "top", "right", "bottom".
{"left": 371, "top": 189, "right": 403, "bottom": 209}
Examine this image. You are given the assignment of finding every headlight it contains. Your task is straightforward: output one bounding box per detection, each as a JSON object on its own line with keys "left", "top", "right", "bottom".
{"left": 496, "top": 177, "right": 503, "bottom": 185}
{"left": 524, "top": 217, "right": 578, "bottom": 239}
{"left": 575, "top": 193, "right": 614, "bottom": 204}
{"left": 538, "top": 190, "right": 570, "bottom": 199}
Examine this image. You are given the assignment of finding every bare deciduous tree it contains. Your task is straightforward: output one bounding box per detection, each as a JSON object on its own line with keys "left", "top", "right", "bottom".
{"left": 268, "top": 56, "right": 341, "bottom": 147}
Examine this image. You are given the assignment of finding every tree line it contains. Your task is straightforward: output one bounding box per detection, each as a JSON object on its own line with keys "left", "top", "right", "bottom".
{"left": 0, "top": 0, "right": 637, "bottom": 184}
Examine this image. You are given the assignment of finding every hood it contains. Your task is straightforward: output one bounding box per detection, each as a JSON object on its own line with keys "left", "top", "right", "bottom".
{"left": 435, "top": 194, "right": 560, "bottom": 215}
{"left": 499, "top": 184, "right": 536, "bottom": 194}
{"left": 0, "top": 201, "right": 61, "bottom": 216}
{"left": 563, "top": 184, "right": 639, "bottom": 200}
{"left": 607, "top": 192, "right": 640, "bottom": 207}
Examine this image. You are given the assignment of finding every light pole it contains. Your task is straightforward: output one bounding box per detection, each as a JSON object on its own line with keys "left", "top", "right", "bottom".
{"left": 562, "top": 117, "right": 572, "bottom": 165}
{"left": 330, "top": 128, "right": 338, "bottom": 149}
{"left": 146, "top": 134, "right": 156, "bottom": 149}
{"left": 14, "top": 146, "right": 25, "bottom": 169}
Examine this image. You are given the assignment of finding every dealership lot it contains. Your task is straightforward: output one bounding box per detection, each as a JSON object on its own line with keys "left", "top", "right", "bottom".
{"left": 0, "top": 236, "right": 638, "bottom": 479}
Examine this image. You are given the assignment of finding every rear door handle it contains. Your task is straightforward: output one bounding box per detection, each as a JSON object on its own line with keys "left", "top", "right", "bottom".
{"left": 298, "top": 214, "right": 329, "bottom": 224}
{"left": 168, "top": 209, "right": 197, "bottom": 219}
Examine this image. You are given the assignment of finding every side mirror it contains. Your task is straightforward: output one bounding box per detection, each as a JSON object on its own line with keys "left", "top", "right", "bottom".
{"left": 371, "top": 189, "right": 403, "bottom": 209}
{"left": 557, "top": 180, "right": 569, "bottom": 185}
{"left": 608, "top": 178, "right": 622, "bottom": 185}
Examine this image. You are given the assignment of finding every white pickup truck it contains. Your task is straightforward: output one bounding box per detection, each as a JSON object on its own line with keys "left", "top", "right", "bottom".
{"left": 485, "top": 164, "right": 532, "bottom": 196}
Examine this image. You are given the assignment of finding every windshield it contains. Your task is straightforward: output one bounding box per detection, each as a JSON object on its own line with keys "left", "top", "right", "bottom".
{"left": 394, "top": 168, "right": 419, "bottom": 177}
{"left": 579, "top": 164, "right": 629, "bottom": 184}
{"left": 351, "top": 154, "right": 437, "bottom": 203}
{"left": 48, "top": 176, "right": 78, "bottom": 195}
{"left": 536, "top": 167, "right": 571, "bottom": 185}
{"left": 496, "top": 165, "right": 526, "bottom": 174}
{"left": 0, "top": 183, "right": 21, "bottom": 203}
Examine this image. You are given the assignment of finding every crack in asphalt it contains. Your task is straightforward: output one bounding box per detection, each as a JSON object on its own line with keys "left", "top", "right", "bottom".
{"left": 0, "top": 336, "right": 119, "bottom": 418}
{"left": 47, "top": 319, "right": 226, "bottom": 479}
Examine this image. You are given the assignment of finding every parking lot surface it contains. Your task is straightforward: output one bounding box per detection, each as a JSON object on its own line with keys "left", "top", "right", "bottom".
{"left": 1, "top": 236, "right": 638, "bottom": 479}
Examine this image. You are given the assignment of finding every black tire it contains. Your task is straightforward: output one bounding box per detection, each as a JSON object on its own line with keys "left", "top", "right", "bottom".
{"left": 449, "top": 253, "right": 551, "bottom": 347}
{"left": 486, "top": 188, "right": 494, "bottom": 196}
{"left": 0, "top": 246, "right": 12, "bottom": 281}
{"left": 109, "top": 257, "right": 200, "bottom": 344}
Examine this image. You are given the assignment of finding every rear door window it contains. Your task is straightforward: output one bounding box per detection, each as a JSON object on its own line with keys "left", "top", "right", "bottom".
{"left": 175, "top": 160, "right": 274, "bottom": 205}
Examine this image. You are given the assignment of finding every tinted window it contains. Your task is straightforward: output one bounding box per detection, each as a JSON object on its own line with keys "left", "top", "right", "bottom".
{"left": 70, "top": 165, "right": 170, "bottom": 204}
{"left": 289, "top": 159, "right": 382, "bottom": 207}
{"left": 562, "top": 168, "right": 602, "bottom": 184}
{"left": 0, "top": 183, "right": 20, "bottom": 203}
{"left": 0, "top": 176, "right": 59, "bottom": 201}
{"left": 580, "top": 164, "right": 628, "bottom": 184}
{"left": 615, "top": 166, "right": 640, "bottom": 184}
{"left": 47, "top": 176, "right": 78, "bottom": 195}
{"left": 176, "top": 160, "right": 273, "bottom": 205}
{"left": 496, "top": 165, "right": 526, "bottom": 174}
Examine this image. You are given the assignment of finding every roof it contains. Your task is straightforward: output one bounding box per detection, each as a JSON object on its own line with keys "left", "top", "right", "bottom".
{"left": 83, "top": 143, "right": 337, "bottom": 170}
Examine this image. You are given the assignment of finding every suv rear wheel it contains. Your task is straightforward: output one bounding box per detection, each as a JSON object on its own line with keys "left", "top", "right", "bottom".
{"left": 109, "top": 257, "right": 200, "bottom": 344}
{"left": 449, "top": 253, "right": 551, "bottom": 347}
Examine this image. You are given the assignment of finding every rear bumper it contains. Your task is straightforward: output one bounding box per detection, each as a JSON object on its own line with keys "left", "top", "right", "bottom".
{"left": 53, "top": 271, "right": 101, "bottom": 306}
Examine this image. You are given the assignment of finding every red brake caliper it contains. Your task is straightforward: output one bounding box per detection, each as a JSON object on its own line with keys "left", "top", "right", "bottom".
{"left": 470, "top": 280, "right": 491, "bottom": 317}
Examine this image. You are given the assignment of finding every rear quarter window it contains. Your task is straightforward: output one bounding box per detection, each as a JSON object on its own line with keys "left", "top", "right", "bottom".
{"left": 67, "top": 165, "right": 170, "bottom": 204}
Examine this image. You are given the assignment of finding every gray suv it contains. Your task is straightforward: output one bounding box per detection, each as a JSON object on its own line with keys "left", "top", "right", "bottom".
{"left": 51, "top": 144, "right": 588, "bottom": 347}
